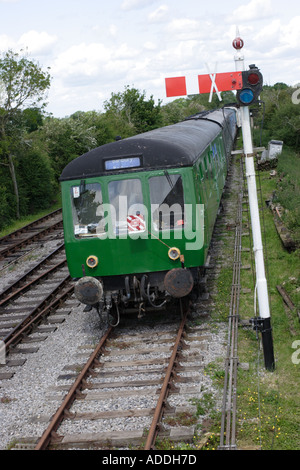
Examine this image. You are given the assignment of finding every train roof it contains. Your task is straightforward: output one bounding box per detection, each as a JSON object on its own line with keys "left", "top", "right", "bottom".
{"left": 60, "top": 108, "right": 235, "bottom": 181}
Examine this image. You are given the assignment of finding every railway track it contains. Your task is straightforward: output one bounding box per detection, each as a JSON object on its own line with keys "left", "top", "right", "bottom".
{"left": 0, "top": 216, "right": 71, "bottom": 380}
{"left": 0, "top": 255, "right": 74, "bottom": 379}
{"left": 2, "top": 274, "right": 73, "bottom": 355}
{"left": 0, "top": 209, "right": 63, "bottom": 267}
{"left": 0, "top": 243, "right": 66, "bottom": 308}
{"left": 219, "top": 171, "right": 243, "bottom": 450}
{"left": 33, "top": 304, "right": 217, "bottom": 450}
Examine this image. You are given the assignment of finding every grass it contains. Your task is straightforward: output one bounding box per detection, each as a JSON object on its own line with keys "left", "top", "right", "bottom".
{"left": 273, "top": 148, "right": 300, "bottom": 245}
{"left": 0, "top": 193, "right": 61, "bottom": 238}
{"left": 232, "top": 153, "right": 300, "bottom": 450}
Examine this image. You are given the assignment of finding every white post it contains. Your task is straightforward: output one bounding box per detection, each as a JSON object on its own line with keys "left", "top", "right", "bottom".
{"left": 241, "top": 108, "right": 270, "bottom": 319}
{"left": 233, "top": 33, "right": 275, "bottom": 370}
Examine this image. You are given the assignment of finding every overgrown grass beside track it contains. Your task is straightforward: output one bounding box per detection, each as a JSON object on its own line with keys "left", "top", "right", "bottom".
{"left": 0, "top": 194, "right": 61, "bottom": 238}
{"left": 210, "top": 151, "right": 300, "bottom": 450}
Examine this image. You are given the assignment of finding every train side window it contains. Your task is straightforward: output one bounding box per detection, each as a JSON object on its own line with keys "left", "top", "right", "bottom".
{"left": 149, "top": 174, "right": 184, "bottom": 231}
{"left": 108, "top": 178, "right": 145, "bottom": 235}
{"left": 71, "top": 182, "right": 105, "bottom": 237}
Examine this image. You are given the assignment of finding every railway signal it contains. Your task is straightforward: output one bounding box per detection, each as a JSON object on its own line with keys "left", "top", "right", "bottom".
{"left": 232, "top": 36, "right": 274, "bottom": 371}
{"left": 164, "top": 33, "right": 275, "bottom": 371}
{"left": 236, "top": 65, "right": 263, "bottom": 106}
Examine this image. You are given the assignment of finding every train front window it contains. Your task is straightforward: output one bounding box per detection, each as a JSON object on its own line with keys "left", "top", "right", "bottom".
{"left": 71, "top": 182, "right": 105, "bottom": 237}
{"left": 108, "top": 178, "right": 145, "bottom": 235}
{"left": 149, "top": 174, "right": 184, "bottom": 231}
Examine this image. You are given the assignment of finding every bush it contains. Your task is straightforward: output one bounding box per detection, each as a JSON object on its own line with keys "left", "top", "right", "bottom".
{"left": 275, "top": 149, "right": 300, "bottom": 243}
{"left": 0, "top": 184, "right": 13, "bottom": 230}
{"left": 18, "top": 149, "right": 56, "bottom": 214}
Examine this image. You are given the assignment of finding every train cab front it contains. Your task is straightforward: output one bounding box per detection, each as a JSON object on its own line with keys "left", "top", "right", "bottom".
{"left": 61, "top": 169, "right": 205, "bottom": 321}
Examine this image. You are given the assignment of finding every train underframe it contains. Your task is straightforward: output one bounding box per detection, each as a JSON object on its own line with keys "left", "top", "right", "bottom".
{"left": 74, "top": 266, "right": 207, "bottom": 325}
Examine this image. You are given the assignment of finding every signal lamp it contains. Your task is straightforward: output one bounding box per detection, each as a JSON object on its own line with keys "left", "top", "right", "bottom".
{"left": 247, "top": 72, "right": 260, "bottom": 85}
{"left": 236, "top": 65, "right": 263, "bottom": 106}
{"left": 238, "top": 88, "right": 255, "bottom": 105}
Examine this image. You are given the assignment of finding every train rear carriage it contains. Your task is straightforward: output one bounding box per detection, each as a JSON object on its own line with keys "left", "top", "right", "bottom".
{"left": 60, "top": 108, "right": 237, "bottom": 317}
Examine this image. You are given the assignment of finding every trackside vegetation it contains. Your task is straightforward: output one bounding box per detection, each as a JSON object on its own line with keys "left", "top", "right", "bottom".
{"left": 233, "top": 151, "right": 300, "bottom": 450}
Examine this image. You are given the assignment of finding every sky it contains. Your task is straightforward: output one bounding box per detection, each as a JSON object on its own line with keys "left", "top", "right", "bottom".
{"left": 1, "top": 0, "right": 300, "bottom": 117}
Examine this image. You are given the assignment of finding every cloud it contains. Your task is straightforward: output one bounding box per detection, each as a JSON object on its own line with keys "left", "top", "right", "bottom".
{"left": 229, "top": 0, "right": 273, "bottom": 23}
{"left": 0, "top": 30, "right": 57, "bottom": 57}
{"left": 109, "top": 24, "right": 118, "bottom": 37}
{"left": 52, "top": 41, "right": 140, "bottom": 89}
{"left": 52, "top": 43, "right": 111, "bottom": 81}
{"left": 167, "top": 18, "right": 200, "bottom": 34}
{"left": 18, "top": 30, "right": 58, "bottom": 55}
{"left": 143, "top": 41, "right": 157, "bottom": 51}
{"left": 280, "top": 16, "right": 300, "bottom": 49}
{"left": 251, "top": 15, "right": 300, "bottom": 62}
{"left": 121, "top": 0, "right": 157, "bottom": 11}
{"left": 28, "top": 0, "right": 298, "bottom": 117}
{"left": 148, "top": 5, "right": 169, "bottom": 22}
{"left": 0, "top": 34, "right": 13, "bottom": 51}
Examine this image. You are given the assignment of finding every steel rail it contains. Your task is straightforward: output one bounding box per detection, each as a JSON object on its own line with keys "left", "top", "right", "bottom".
{"left": 3, "top": 275, "right": 73, "bottom": 352}
{"left": 0, "top": 243, "right": 65, "bottom": 298}
{"left": 0, "top": 209, "right": 62, "bottom": 245}
{"left": 0, "top": 257, "right": 66, "bottom": 308}
{"left": 0, "top": 219, "right": 63, "bottom": 261}
{"left": 219, "top": 185, "right": 243, "bottom": 450}
{"left": 144, "top": 309, "right": 188, "bottom": 450}
{"left": 34, "top": 325, "right": 114, "bottom": 450}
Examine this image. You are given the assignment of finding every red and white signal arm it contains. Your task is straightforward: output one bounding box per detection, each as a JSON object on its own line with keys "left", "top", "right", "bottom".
{"left": 127, "top": 214, "right": 145, "bottom": 232}
{"left": 165, "top": 71, "right": 243, "bottom": 98}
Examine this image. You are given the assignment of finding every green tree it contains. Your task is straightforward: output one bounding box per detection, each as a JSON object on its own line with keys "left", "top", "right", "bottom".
{"left": 104, "top": 86, "right": 162, "bottom": 136}
{"left": 0, "top": 49, "right": 51, "bottom": 219}
{"left": 39, "top": 114, "right": 99, "bottom": 180}
{"left": 18, "top": 148, "right": 55, "bottom": 214}
{"left": 161, "top": 98, "right": 193, "bottom": 125}
{"left": 255, "top": 84, "right": 300, "bottom": 149}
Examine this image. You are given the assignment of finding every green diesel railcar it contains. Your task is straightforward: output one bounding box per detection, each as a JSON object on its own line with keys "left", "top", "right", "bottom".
{"left": 60, "top": 109, "right": 237, "bottom": 319}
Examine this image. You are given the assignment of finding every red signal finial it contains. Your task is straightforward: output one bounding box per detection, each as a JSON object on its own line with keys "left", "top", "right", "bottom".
{"left": 232, "top": 36, "right": 244, "bottom": 50}
{"left": 233, "top": 26, "right": 244, "bottom": 50}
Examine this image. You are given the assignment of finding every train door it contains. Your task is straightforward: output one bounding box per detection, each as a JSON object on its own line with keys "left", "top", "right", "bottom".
{"left": 194, "top": 160, "right": 209, "bottom": 254}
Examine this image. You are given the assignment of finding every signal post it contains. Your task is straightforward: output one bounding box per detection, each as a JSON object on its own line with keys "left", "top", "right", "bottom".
{"left": 233, "top": 37, "right": 275, "bottom": 371}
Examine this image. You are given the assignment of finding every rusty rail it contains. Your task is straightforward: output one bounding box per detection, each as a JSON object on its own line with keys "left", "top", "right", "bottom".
{"left": 0, "top": 210, "right": 62, "bottom": 262}
{"left": 0, "top": 256, "right": 66, "bottom": 308}
{"left": 144, "top": 309, "right": 188, "bottom": 450}
{"left": 0, "top": 209, "right": 62, "bottom": 245}
{"left": 35, "top": 326, "right": 114, "bottom": 450}
{"left": 33, "top": 307, "right": 189, "bottom": 450}
{"left": 4, "top": 275, "right": 73, "bottom": 352}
